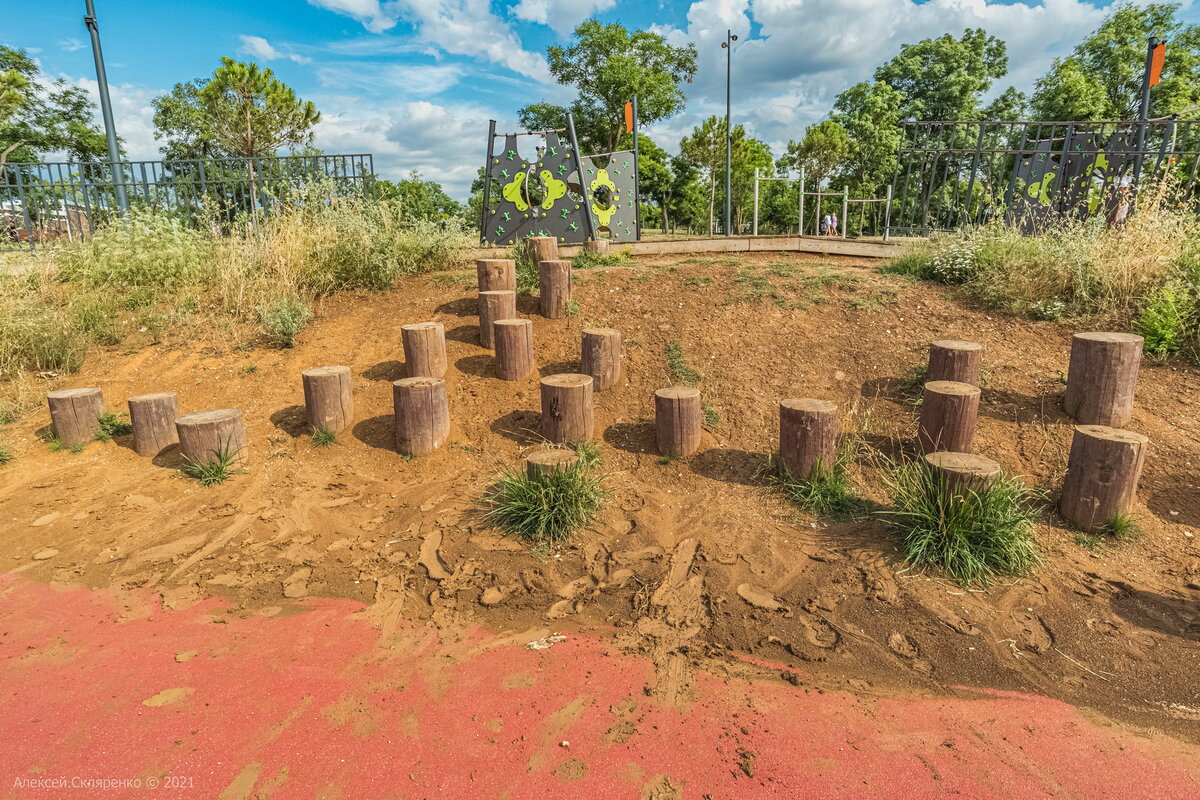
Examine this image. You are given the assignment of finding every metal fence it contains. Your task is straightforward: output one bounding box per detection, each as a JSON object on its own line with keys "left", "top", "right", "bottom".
{"left": 1, "top": 153, "right": 375, "bottom": 249}
{"left": 891, "top": 119, "right": 1200, "bottom": 235}
{"left": 752, "top": 167, "right": 893, "bottom": 240}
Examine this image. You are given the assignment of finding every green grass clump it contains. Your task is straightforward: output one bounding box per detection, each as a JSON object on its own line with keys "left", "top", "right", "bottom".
{"left": 702, "top": 404, "right": 720, "bottom": 429}
{"left": 311, "top": 426, "right": 337, "bottom": 446}
{"left": 95, "top": 412, "right": 133, "bottom": 442}
{"left": 882, "top": 459, "right": 1042, "bottom": 587}
{"left": 0, "top": 444, "right": 12, "bottom": 465}
{"left": 769, "top": 447, "right": 860, "bottom": 517}
{"left": 1077, "top": 511, "right": 1142, "bottom": 551}
{"left": 1136, "top": 282, "right": 1195, "bottom": 358}
{"left": 509, "top": 242, "right": 539, "bottom": 294}
{"left": 564, "top": 299, "right": 581, "bottom": 317}
{"left": 258, "top": 295, "right": 311, "bottom": 348}
{"left": 484, "top": 458, "right": 607, "bottom": 548}
{"left": 572, "top": 248, "right": 630, "bottom": 269}
{"left": 664, "top": 340, "right": 703, "bottom": 385}
{"left": 181, "top": 439, "right": 246, "bottom": 486}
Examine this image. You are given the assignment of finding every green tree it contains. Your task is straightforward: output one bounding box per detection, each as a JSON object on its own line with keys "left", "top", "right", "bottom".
{"left": 1031, "top": 3, "right": 1200, "bottom": 120}
{"left": 732, "top": 137, "right": 773, "bottom": 233}
{"left": 518, "top": 20, "right": 697, "bottom": 153}
{"left": 375, "top": 170, "right": 461, "bottom": 221}
{"left": 151, "top": 79, "right": 222, "bottom": 160}
{"left": 786, "top": 120, "right": 850, "bottom": 189}
{"left": 875, "top": 28, "right": 1008, "bottom": 121}
{"left": 197, "top": 58, "right": 320, "bottom": 160}
{"left": 830, "top": 81, "right": 904, "bottom": 196}
{"left": 0, "top": 46, "right": 108, "bottom": 167}
{"left": 680, "top": 116, "right": 727, "bottom": 235}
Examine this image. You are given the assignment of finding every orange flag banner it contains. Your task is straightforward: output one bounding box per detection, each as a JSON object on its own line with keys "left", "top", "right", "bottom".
{"left": 624, "top": 101, "right": 634, "bottom": 134}
{"left": 1149, "top": 42, "right": 1166, "bottom": 86}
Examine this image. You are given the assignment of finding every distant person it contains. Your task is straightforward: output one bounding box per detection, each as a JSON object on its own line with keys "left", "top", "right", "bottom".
{"left": 828, "top": 213, "right": 839, "bottom": 236}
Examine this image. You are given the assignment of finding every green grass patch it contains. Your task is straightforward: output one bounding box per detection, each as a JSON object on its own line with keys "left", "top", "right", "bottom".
{"left": 664, "top": 340, "right": 703, "bottom": 386}
{"left": 484, "top": 456, "right": 607, "bottom": 549}
{"left": 258, "top": 295, "right": 311, "bottom": 348}
{"left": 0, "top": 444, "right": 12, "bottom": 465}
{"left": 95, "top": 412, "right": 133, "bottom": 442}
{"left": 181, "top": 438, "right": 246, "bottom": 486}
{"left": 311, "top": 426, "right": 337, "bottom": 447}
{"left": 572, "top": 248, "right": 630, "bottom": 269}
{"left": 769, "top": 444, "right": 861, "bottom": 517}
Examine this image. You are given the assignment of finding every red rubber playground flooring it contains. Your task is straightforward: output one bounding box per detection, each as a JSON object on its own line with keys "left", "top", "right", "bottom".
{"left": 1, "top": 574, "right": 1197, "bottom": 799}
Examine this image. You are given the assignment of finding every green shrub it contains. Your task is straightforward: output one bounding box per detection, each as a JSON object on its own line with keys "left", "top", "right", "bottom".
{"left": 484, "top": 459, "right": 607, "bottom": 547}
{"left": 882, "top": 459, "right": 1042, "bottom": 587}
{"left": 71, "top": 294, "right": 121, "bottom": 346}
{"left": 258, "top": 295, "right": 311, "bottom": 347}
{"left": 57, "top": 207, "right": 216, "bottom": 287}
{"left": 1136, "top": 282, "right": 1195, "bottom": 357}
{"left": 95, "top": 412, "right": 133, "bottom": 442}
{"left": 509, "top": 241, "right": 539, "bottom": 294}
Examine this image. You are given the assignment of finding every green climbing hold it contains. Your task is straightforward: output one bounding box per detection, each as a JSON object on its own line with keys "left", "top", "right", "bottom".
{"left": 560, "top": 208, "right": 570, "bottom": 219}
{"left": 500, "top": 168, "right": 510, "bottom": 179}
{"left": 502, "top": 211, "right": 511, "bottom": 222}
{"left": 548, "top": 146, "right": 557, "bottom": 156}
{"left": 568, "top": 222, "right": 579, "bottom": 231}
{"left": 496, "top": 226, "right": 505, "bottom": 234}
{"left": 506, "top": 150, "right": 516, "bottom": 160}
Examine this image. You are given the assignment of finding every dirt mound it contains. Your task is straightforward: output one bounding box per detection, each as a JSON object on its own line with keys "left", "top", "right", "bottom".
{"left": 2, "top": 251, "right": 1198, "bottom": 740}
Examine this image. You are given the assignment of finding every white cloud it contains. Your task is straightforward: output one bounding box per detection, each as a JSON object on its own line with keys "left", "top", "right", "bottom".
{"left": 310, "top": 0, "right": 550, "bottom": 80}
{"left": 239, "top": 35, "right": 312, "bottom": 64}
{"left": 58, "top": 37, "right": 86, "bottom": 53}
{"left": 511, "top": 0, "right": 617, "bottom": 35}
{"left": 72, "top": 77, "right": 161, "bottom": 162}
{"left": 316, "top": 62, "right": 464, "bottom": 94}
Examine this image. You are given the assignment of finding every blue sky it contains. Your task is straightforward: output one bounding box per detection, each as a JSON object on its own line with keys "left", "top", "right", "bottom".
{"left": 7, "top": 0, "right": 1190, "bottom": 199}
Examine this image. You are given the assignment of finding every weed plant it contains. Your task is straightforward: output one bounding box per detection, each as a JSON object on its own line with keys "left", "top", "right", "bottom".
{"left": 311, "top": 426, "right": 336, "bottom": 446}
{"left": 181, "top": 438, "right": 246, "bottom": 486}
{"left": 484, "top": 455, "right": 607, "bottom": 548}
{"left": 769, "top": 442, "right": 861, "bottom": 517}
{"left": 95, "top": 412, "right": 133, "bottom": 442}
{"left": 0, "top": 444, "right": 12, "bottom": 465}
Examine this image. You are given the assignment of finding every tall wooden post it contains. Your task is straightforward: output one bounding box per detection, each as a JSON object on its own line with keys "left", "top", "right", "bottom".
{"left": 392, "top": 377, "right": 449, "bottom": 456}
{"left": 1060, "top": 425, "right": 1149, "bottom": 532}
{"left": 918, "top": 381, "right": 980, "bottom": 454}
{"left": 402, "top": 322, "right": 447, "bottom": 378}
{"left": 494, "top": 319, "right": 535, "bottom": 381}
{"left": 476, "top": 259, "right": 516, "bottom": 293}
{"left": 540, "top": 374, "right": 593, "bottom": 443}
{"left": 47, "top": 388, "right": 104, "bottom": 446}
{"left": 302, "top": 366, "right": 354, "bottom": 433}
{"left": 779, "top": 398, "right": 838, "bottom": 478}
{"left": 525, "top": 236, "right": 559, "bottom": 265}
{"left": 176, "top": 409, "right": 247, "bottom": 465}
{"left": 927, "top": 340, "right": 982, "bottom": 385}
{"left": 1064, "top": 332, "right": 1143, "bottom": 427}
{"left": 127, "top": 392, "right": 179, "bottom": 456}
{"left": 539, "top": 260, "right": 572, "bottom": 318}
{"left": 581, "top": 328, "right": 622, "bottom": 391}
{"left": 655, "top": 387, "right": 701, "bottom": 458}
{"left": 479, "top": 290, "right": 517, "bottom": 349}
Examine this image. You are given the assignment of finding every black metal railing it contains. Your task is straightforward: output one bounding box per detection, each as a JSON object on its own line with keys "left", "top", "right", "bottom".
{"left": 1, "top": 153, "right": 375, "bottom": 249}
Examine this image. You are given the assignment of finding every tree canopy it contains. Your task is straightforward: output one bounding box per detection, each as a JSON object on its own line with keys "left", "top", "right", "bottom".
{"left": 786, "top": 121, "right": 850, "bottom": 189}
{"left": 875, "top": 28, "right": 1009, "bottom": 122}
{"left": 196, "top": 58, "right": 321, "bottom": 160}
{"left": 376, "top": 170, "right": 461, "bottom": 221}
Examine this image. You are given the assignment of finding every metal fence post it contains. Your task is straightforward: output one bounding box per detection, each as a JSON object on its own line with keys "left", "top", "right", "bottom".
{"left": 841, "top": 187, "right": 849, "bottom": 237}
{"left": 752, "top": 167, "right": 759, "bottom": 236}
{"left": 883, "top": 185, "right": 893, "bottom": 243}
{"left": 798, "top": 166, "right": 805, "bottom": 236}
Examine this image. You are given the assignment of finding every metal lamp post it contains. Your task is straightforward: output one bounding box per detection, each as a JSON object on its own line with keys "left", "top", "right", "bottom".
{"left": 721, "top": 30, "right": 737, "bottom": 237}
{"left": 83, "top": 0, "right": 128, "bottom": 216}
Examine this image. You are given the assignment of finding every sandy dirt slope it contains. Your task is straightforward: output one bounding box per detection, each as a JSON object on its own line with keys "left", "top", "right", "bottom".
{"left": 1, "top": 251, "right": 1198, "bottom": 760}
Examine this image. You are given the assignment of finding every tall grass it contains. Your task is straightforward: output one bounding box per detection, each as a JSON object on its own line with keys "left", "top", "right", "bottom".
{"left": 484, "top": 453, "right": 607, "bottom": 548}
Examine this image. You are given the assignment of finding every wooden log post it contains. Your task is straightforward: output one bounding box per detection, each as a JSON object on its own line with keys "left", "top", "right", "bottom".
{"left": 1063, "top": 332, "right": 1143, "bottom": 427}
{"left": 917, "top": 381, "right": 980, "bottom": 454}
{"left": 525, "top": 236, "right": 559, "bottom": 266}
{"left": 526, "top": 448, "right": 579, "bottom": 480}
{"left": 924, "top": 451, "right": 1001, "bottom": 494}
{"left": 47, "top": 388, "right": 104, "bottom": 446}
{"left": 302, "top": 365, "right": 354, "bottom": 433}
{"left": 540, "top": 374, "right": 593, "bottom": 443}
{"left": 176, "top": 409, "right": 248, "bottom": 465}
{"left": 539, "top": 260, "right": 572, "bottom": 319}
{"left": 476, "top": 258, "right": 516, "bottom": 293}
{"left": 127, "top": 392, "right": 179, "bottom": 456}
{"left": 583, "top": 239, "right": 610, "bottom": 256}
{"left": 927, "top": 340, "right": 982, "bottom": 385}
{"left": 581, "top": 328, "right": 622, "bottom": 391}
{"left": 494, "top": 318, "right": 535, "bottom": 381}
{"left": 402, "top": 322, "right": 447, "bottom": 378}
{"left": 392, "top": 377, "right": 449, "bottom": 456}
{"left": 478, "top": 290, "right": 517, "bottom": 350}
{"left": 1060, "top": 425, "right": 1149, "bottom": 532}
{"left": 655, "top": 387, "right": 702, "bottom": 458}
{"left": 778, "top": 398, "right": 838, "bottom": 478}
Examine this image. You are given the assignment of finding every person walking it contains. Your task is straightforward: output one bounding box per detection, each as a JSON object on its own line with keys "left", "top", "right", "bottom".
{"left": 828, "top": 212, "right": 839, "bottom": 237}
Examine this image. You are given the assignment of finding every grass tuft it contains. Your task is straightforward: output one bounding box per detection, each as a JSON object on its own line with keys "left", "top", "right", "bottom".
{"left": 769, "top": 443, "right": 861, "bottom": 517}
{"left": 0, "top": 444, "right": 12, "bottom": 465}
{"left": 881, "top": 459, "right": 1042, "bottom": 587}
{"left": 311, "top": 426, "right": 337, "bottom": 447}
{"left": 572, "top": 248, "right": 630, "bottom": 269}
{"left": 664, "top": 340, "right": 703, "bottom": 385}
{"left": 181, "top": 438, "right": 246, "bottom": 486}
{"left": 95, "top": 412, "right": 133, "bottom": 442}
{"left": 484, "top": 458, "right": 607, "bottom": 548}
{"left": 258, "top": 295, "right": 311, "bottom": 348}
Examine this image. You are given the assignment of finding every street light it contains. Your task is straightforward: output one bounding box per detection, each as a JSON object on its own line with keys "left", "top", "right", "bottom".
{"left": 83, "top": 0, "right": 128, "bottom": 216}
{"left": 721, "top": 30, "right": 737, "bottom": 237}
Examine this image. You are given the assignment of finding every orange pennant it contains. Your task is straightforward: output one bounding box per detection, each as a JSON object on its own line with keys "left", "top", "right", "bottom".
{"left": 1149, "top": 42, "right": 1166, "bottom": 86}
{"left": 624, "top": 101, "right": 634, "bottom": 134}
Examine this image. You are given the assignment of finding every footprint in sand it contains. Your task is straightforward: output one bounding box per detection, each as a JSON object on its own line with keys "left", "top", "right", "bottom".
{"left": 887, "top": 632, "right": 933, "bottom": 673}
{"left": 1011, "top": 612, "right": 1053, "bottom": 654}
{"left": 737, "top": 583, "right": 788, "bottom": 612}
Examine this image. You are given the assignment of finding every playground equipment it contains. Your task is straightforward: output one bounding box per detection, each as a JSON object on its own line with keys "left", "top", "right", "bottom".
{"left": 479, "top": 107, "right": 641, "bottom": 247}
{"left": 752, "top": 167, "right": 893, "bottom": 241}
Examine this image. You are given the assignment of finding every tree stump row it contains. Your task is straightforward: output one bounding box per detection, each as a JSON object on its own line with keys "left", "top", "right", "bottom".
{"left": 927, "top": 339, "right": 982, "bottom": 385}
{"left": 540, "top": 373, "right": 593, "bottom": 443}
{"left": 918, "top": 381, "right": 980, "bottom": 454}
{"left": 779, "top": 398, "right": 838, "bottom": 478}
{"left": 494, "top": 319, "right": 535, "bottom": 381}
{"left": 176, "top": 409, "right": 247, "bottom": 465}
{"left": 539, "top": 260, "right": 572, "bottom": 319}
{"left": 392, "top": 377, "right": 449, "bottom": 456}
{"left": 1059, "top": 424, "right": 1149, "bottom": 532}
{"left": 478, "top": 290, "right": 517, "bottom": 349}
{"left": 47, "top": 388, "right": 104, "bottom": 446}
{"left": 127, "top": 392, "right": 179, "bottom": 456}
{"left": 1064, "top": 332, "right": 1142, "bottom": 427}
{"left": 581, "top": 327, "right": 622, "bottom": 391}
{"left": 655, "top": 387, "right": 701, "bottom": 458}
{"left": 302, "top": 366, "right": 354, "bottom": 433}
{"left": 402, "top": 322, "right": 447, "bottom": 379}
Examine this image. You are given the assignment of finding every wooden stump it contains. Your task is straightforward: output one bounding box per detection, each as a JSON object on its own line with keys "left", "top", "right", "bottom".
{"left": 476, "top": 258, "right": 516, "bottom": 293}
{"left": 581, "top": 328, "right": 622, "bottom": 391}
{"left": 392, "top": 377, "right": 449, "bottom": 456}
{"left": 1060, "top": 425, "right": 1149, "bottom": 532}
{"left": 176, "top": 409, "right": 247, "bottom": 465}
{"left": 494, "top": 319, "right": 534, "bottom": 381}
{"left": 927, "top": 340, "right": 982, "bottom": 385}
{"left": 525, "top": 236, "right": 559, "bottom": 266}
{"left": 479, "top": 290, "right": 517, "bottom": 349}
{"left": 918, "top": 381, "right": 980, "bottom": 454}
{"left": 583, "top": 239, "right": 610, "bottom": 256}
{"left": 539, "top": 260, "right": 572, "bottom": 319}
{"left": 127, "top": 392, "right": 179, "bottom": 456}
{"left": 47, "top": 388, "right": 104, "bottom": 446}
{"left": 302, "top": 365, "right": 354, "bottom": 433}
{"left": 655, "top": 387, "right": 702, "bottom": 458}
{"left": 1063, "top": 332, "right": 1143, "bottom": 426}
{"left": 402, "top": 322, "right": 447, "bottom": 378}
{"left": 924, "top": 451, "right": 1001, "bottom": 493}
{"left": 540, "top": 374, "right": 593, "bottom": 443}
{"left": 526, "top": 448, "right": 579, "bottom": 480}
{"left": 779, "top": 398, "right": 838, "bottom": 478}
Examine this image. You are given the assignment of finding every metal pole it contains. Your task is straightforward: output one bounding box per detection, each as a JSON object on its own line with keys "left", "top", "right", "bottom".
{"left": 480, "top": 119, "right": 495, "bottom": 243}
{"left": 722, "top": 30, "right": 736, "bottom": 236}
{"left": 798, "top": 166, "right": 805, "bottom": 236}
{"left": 841, "top": 186, "right": 848, "bottom": 237}
{"left": 566, "top": 111, "right": 597, "bottom": 241}
{"left": 632, "top": 95, "right": 641, "bottom": 241}
{"left": 883, "top": 185, "right": 893, "bottom": 243}
{"left": 963, "top": 122, "right": 985, "bottom": 226}
{"left": 83, "top": 0, "right": 128, "bottom": 217}
{"left": 1135, "top": 36, "right": 1159, "bottom": 186}
{"left": 752, "top": 167, "right": 759, "bottom": 235}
